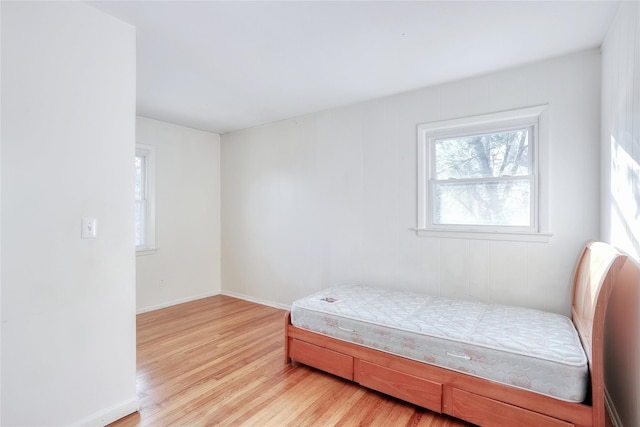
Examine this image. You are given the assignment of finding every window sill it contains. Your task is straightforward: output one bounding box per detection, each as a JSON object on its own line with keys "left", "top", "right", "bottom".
{"left": 413, "top": 229, "right": 553, "bottom": 243}
{"left": 136, "top": 248, "right": 158, "bottom": 256}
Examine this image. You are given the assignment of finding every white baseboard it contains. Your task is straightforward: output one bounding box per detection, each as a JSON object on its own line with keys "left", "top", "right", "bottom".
{"left": 221, "top": 290, "right": 291, "bottom": 311}
{"left": 71, "top": 396, "right": 139, "bottom": 427}
{"left": 605, "top": 386, "right": 622, "bottom": 427}
{"left": 136, "top": 290, "right": 291, "bottom": 314}
{"left": 136, "top": 291, "right": 221, "bottom": 314}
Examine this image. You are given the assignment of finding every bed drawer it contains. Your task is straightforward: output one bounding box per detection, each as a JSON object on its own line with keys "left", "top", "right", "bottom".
{"left": 354, "top": 359, "right": 442, "bottom": 413}
{"left": 289, "top": 338, "right": 354, "bottom": 380}
{"left": 449, "top": 388, "right": 574, "bottom": 427}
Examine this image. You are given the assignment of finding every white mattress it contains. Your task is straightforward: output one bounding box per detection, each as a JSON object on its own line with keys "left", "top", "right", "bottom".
{"left": 290, "top": 284, "right": 589, "bottom": 403}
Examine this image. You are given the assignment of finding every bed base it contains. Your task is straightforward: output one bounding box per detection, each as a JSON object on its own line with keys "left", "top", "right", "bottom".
{"left": 284, "top": 242, "right": 629, "bottom": 427}
{"left": 286, "top": 314, "right": 589, "bottom": 427}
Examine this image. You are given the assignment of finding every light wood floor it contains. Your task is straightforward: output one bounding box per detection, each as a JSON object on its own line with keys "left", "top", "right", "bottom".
{"left": 109, "top": 295, "right": 474, "bottom": 427}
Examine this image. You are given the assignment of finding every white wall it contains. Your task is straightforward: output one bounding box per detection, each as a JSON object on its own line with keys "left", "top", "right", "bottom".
{"left": 136, "top": 117, "right": 221, "bottom": 313}
{"left": 1, "top": 2, "right": 138, "bottom": 426}
{"left": 221, "top": 49, "right": 602, "bottom": 315}
{"left": 0, "top": 2, "right": 3, "bottom": 422}
{"left": 601, "top": 2, "right": 640, "bottom": 426}
{"left": 602, "top": 1, "right": 640, "bottom": 260}
{"left": 0, "top": 2, "right": 3, "bottom": 423}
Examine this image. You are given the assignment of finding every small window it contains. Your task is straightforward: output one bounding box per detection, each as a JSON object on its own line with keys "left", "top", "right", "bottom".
{"left": 135, "top": 144, "right": 156, "bottom": 252}
{"left": 417, "top": 106, "right": 550, "bottom": 241}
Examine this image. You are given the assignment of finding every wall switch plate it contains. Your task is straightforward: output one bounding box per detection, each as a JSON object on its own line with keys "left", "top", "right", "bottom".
{"left": 81, "top": 217, "right": 97, "bottom": 239}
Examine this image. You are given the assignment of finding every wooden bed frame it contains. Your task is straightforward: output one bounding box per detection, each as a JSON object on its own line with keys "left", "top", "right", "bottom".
{"left": 284, "top": 242, "right": 629, "bottom": 427}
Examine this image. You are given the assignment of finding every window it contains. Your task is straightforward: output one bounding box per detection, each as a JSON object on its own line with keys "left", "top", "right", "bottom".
{"left": 135, "top": 144, "right": 156, "bottom": 252}
{"left": 417, "top": 106, "right": 550, "bottom": 241}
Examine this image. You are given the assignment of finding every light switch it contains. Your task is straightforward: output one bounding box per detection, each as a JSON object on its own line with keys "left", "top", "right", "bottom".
{"left": 81, "top": 217, "right": 97, "bottom": 239}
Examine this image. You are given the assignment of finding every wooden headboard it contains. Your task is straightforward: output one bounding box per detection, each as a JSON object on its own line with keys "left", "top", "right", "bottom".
{"left": 571, "top": 241, "right": 627, "bottom": 426}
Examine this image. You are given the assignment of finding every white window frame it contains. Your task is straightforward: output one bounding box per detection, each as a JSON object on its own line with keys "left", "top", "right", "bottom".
{"left": 416, "top": 105, "right": 552, "bottom": 242}
{"left": 136, "top": 144, "right": 156, "bottom": 253}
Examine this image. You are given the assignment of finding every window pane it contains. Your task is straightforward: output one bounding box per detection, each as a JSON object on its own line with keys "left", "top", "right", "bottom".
{"left": 434, "top": 129, "right": 529, "bottom": 179}
{"left": 434, "top": 179, "right": 531, "bottom": 226}
{"left": 135, "top": 155, "right": 144, "bottom": 201}
{"left": 135, "top": 201, "right": 146, "bottom": 246}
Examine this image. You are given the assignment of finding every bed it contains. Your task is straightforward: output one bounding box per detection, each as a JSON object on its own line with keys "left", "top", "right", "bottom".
{"left": 283, "top": 242, "right": 631, "bottom": 427}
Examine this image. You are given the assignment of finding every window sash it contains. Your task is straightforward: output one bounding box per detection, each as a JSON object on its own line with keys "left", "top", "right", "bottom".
{"left": 135, "top": 145, "right": 156, "bottom": 251}
{"left": 135, "top": 153, "right": 148, "bottom": 248}
{"left": 135, "top": 154, "right": 146, "bottom": 202}
{"left": 432, "top": 127, "right": 532, "bottom": 180}
{"left": 427, "top": 129, "right": 537, "bottom": 232}
{"left": 135, "top": 199, "right": 146, "bottom": 247}
{"left": 429, "top": 175, "right": 535, "bottom": 231}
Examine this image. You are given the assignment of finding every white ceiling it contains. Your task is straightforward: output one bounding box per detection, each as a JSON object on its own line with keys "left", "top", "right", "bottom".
{"left": 87, "top": 1, "right": 620, "bottom": 134}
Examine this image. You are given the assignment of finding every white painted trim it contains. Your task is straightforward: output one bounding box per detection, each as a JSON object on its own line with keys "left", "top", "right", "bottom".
{"left": 418, "top": 105, "right": 549, "bottom": 134}
{"left": 70, "top": 396, "right": 139, "bottom": 427}
{"left": 417, "top": 105, "right": 550, "bottom": 239}
{"left": 136, "top": 290, "right": 220, "bottom": 314}
{"left": 413, "top": 228, "right": 553, "bottom": 242}
{"left": 604, "top": 386, "right": 623, "bottom": 427}
{"left": 221, "top": 290, "right": 291, "bottom": 311}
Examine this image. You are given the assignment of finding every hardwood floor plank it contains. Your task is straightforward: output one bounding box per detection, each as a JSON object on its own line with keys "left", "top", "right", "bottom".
{"left": 109, "top": 295, "right": 474, "bottom": 427}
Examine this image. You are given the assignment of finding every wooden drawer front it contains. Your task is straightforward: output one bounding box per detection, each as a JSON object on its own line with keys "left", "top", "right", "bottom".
{"left": 290, "top": 339, "right": 354, "bottom": 380}
{"left": 450, "top": 388, "right": 574, "bottom": 427}
{"left": 354, "top": 359, "right": 442, "bottom": 413}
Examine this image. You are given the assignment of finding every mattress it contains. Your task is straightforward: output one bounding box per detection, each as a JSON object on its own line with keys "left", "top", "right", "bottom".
{"left": 290, "top": 284, "right": 589, "bottom": 403}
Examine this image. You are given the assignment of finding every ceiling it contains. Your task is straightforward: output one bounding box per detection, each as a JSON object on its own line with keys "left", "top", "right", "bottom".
{"left": 87, "top": 1, "right": 620, "bottom": 135}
